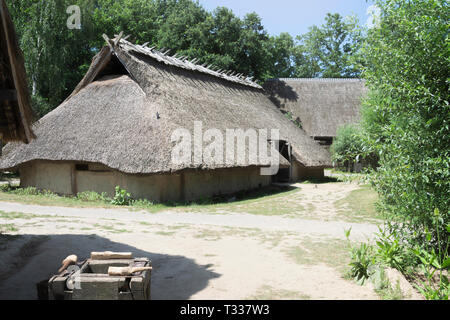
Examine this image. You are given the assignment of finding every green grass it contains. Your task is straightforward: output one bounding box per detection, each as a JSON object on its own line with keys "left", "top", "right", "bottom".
{"left": 0, "top": 186, "right": 117, "bottom": 208}
{"left": 180, "top": 185, "right": 303, "bottom": 216}
{"left": 0, "top": 186, "right": 171, "bottom": 212}
{"left": 193, "top": 226, "right": 261, "bottom": 241}
{"left": 93, "top": 223, "right": 131, "bottom": 233}
{"left": 0, "top": 184, "right": 302, "bottom": 216}
{"left": 0, "top": 223, "right": 18, "bottom": 233}
{"left": 0, "top": 210, "right": 54, "bottom": 220}
{"left": 327, "top": 169, "right": 371, "bottom": 183}
{"left": 286, "top": 237, "right": 352, "bottom": 275}
{"left": 334, "top": 185, "right": 382, "bottom": 223}
{"left": 155, "top": 231, "right": 176, "bottom": 236}
{"left": 247, "top": 285, "right": 311, "bottom": 300}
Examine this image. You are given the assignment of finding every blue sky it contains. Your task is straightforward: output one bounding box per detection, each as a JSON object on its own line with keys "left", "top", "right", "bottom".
{"left": 198, "top": 0, "right": 374, "bottom": 36}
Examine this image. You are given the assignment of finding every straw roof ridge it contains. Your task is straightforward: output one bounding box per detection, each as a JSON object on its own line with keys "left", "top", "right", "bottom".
{"left": 117, "top": 38, "right": 262, "bottom": 89}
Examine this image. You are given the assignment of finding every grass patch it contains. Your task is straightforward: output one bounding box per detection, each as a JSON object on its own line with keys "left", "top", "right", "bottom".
{"left": 155, "top": 231, "right": 176, "bottom": 236}
{"left": 93, "top": 224, "right": 131, "bottom": 234}
{"left": 194, "top": 229, "right": 222, "bottom": 241}
{"left": 300, "top": 176, "right": 340, "bottom": 184}
{"left": 0, "top": 224, "right": 18, "bottom": 233}
{"left": 180, "top": 185, "right": 303, "bottom": 216}
{"left": 334, "top": 185, "right": 382, "bottom": 223}
{"left": 247, "top": 285, "right": 311, "bottom": 300}
{"left": 326, "top": 169, "right": 370, "bottom": 183}
{"left": 0, "top": 210, "right": 55, "bottom": 220}
{"left": 0, "top": 186, "right": 117, "bottom": 208}
{"left": 0, "top": 184, "right": 303, "bottom": 216}
{"left": 286, "top": 237, "right": 351, "bottom": 275}
{"left": 0, "top": 186, "right": 171, "bottom": 212}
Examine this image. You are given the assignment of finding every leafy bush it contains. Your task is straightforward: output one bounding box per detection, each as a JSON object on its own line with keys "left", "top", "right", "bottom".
{"left": 110, "top": 186, "right": 132, "bottom": 206}
{"left": 411, "top": 211, "right": 450, "bottom": 299}
{"left": 374, "top": 227, "right": 415, "bottom": 273}
{"left": 330, "top": 124, "right": 375, "bottom": 171}
{"left": 360, "top": 0, "right": 449, "bottom": 255}
{"left": 349, "top": 243, "right": 375, "bottom": 284}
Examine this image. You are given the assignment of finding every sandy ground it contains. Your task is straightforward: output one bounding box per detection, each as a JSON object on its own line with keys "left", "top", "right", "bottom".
{"left": 0, "top": 181, "right": 382, "bottom": 300}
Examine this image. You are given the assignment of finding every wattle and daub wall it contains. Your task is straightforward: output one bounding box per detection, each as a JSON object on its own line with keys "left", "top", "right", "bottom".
{"left": 19, "top": 160, "right": 272, "bottom": 202}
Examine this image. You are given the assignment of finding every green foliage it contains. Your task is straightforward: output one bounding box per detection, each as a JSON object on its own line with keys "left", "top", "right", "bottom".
{"left": 372, "top": 227, "right": 424, "bottom": 273}
{"left": 76, "top": 191, "right": 110, "bottom": 203}
{"left": 283, "top": 112, "right": 302, "bottom": 129}
{"left": 110, "top": 186, "right": 132, "bottom": 206}
{"left": 411, "top": 209, "right": 450, "bottom": 299}
{"left": 361, "top": 0, "right": 449, "bottom": 256}
{"left": 413, "top": 245, "right": 449, "bottom": 299}
{"left": 0, "top": 184, "right": 13, "bottom": 193}
{"left": 349, "top": 243, "right": 375, "bottom": 284}
{"left": 10, "top": 187, "right": 40, "bottom": 196}
{"left": 131, "top": 198, "right": 154, "bottom": 208}
{"left": 295, "top": 13, "right": 363, "bottom": 78}
{"left": 330, "top": 124, "right": 375, "bottom": 171}
{"left": 7, "top": 1, "right": 365, "bottom": 117}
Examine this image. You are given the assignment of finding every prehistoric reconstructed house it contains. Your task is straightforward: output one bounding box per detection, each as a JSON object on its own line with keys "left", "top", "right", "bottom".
{"left": 0, "top": 35, "right": 330, "bottom": 202}
{"left": 0, "top": 0, "right": 34, "bottom": 143}
{"left": 263, "top": 78, "right": 367, "bottom": 147}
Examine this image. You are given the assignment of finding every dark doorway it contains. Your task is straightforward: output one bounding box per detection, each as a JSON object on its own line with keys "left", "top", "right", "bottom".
{"left": 273, "top": 140, "right": 291, "bottom": 183}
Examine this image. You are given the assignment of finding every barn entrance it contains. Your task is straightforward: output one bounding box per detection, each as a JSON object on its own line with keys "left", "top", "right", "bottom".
{"left": 273, "top": 140, "right": 292, "bottom": 183}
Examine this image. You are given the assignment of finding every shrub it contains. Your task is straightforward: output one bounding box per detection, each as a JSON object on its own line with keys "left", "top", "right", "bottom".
{"left": 111, "top": 186, "right": 132, "bottom": 206}
{"left": 361, "top": 0, "right": 449, "bottom": 257}
{"left": 349, "top": 242, "right": 375, "bottom": 284}
{"left": 330, "top": 124, "right": 375, "bottom": 171}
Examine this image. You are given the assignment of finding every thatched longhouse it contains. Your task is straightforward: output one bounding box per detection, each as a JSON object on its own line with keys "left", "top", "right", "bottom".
{"left": 0, "top": 35, "right": 330, "bottom": 202}
{"left": 263, "top": 78, "right": 367, "bottom": 146}
{"left": 0, "top": 0, "right": 34, "bottom": 143}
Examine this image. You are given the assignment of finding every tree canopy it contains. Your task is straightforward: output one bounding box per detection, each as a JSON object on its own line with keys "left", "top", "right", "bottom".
{"left": 7, "top": 0, "right": 365, "bottom": 117}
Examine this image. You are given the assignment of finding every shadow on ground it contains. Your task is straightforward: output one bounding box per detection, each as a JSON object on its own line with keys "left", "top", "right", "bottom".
{"left": 0, "top": 234, "right": 220, "bottom": 300}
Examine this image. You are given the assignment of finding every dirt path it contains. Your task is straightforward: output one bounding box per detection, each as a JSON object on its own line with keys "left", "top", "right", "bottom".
{"left": 0, "top": 181, "right": 381, "bottom": 300}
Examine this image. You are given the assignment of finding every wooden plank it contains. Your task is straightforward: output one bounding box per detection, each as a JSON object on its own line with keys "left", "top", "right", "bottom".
{"left": 90, "top": 251, "right": 133, "bottom": 260}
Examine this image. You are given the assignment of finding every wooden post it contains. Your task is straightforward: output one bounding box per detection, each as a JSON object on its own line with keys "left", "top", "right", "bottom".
{"left": 70, "top": 163, "right": 77, "bottom": 195}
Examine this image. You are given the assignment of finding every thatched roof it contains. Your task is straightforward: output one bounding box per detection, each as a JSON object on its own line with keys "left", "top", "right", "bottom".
{"left": 263, "top": 78, "right": 367, "bottom": 138}
{"left": 0, "top": 36, "right": 330, "bottom": 174}
{"left": 0, "top": 0, "right": 34, "bottom": 143}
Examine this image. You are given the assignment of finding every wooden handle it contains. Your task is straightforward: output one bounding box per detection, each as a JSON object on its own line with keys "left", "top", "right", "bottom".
{"left": 58, "top": 254, "right": 77, "bottom": 273}
{"left": 90, "top": 251, "right": 133, "bottom": 260}
{"left": 107, "top": 266, "right": 152, "bottom": 276}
